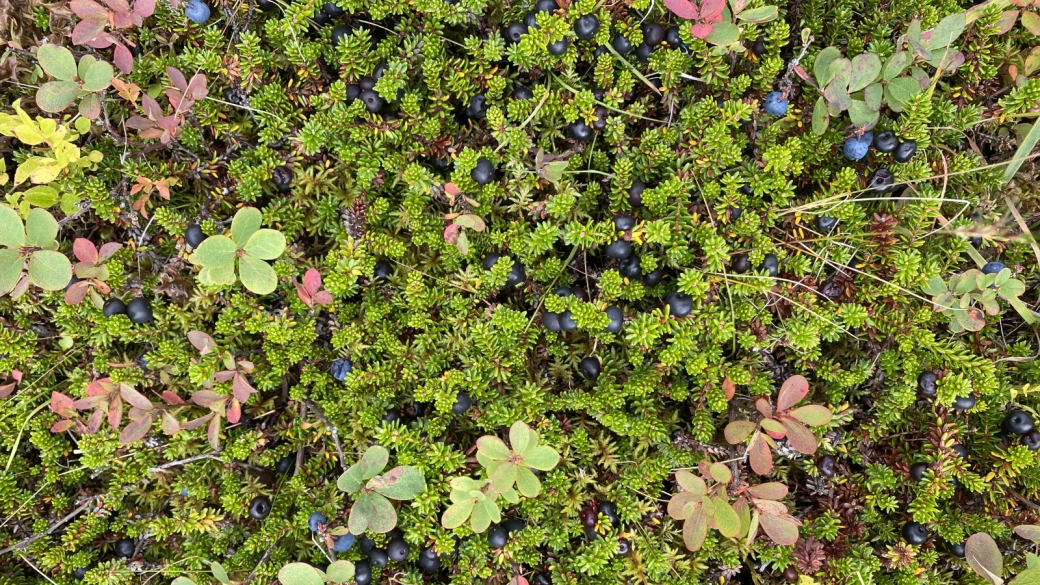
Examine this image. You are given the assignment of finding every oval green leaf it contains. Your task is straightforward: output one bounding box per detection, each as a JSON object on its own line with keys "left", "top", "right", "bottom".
{"left": 242, "top": 228, "right": 286, "bottom": 260}
{"left": 28, "top": 250, "right": 72, "bottom": 290}
{"left": 193, "top": 235, "right": 237, "bottom": 267}
{"left": 277, "top": 563, "right": 325, "bottom": 585}
{"left": 25, "top": 208, "right": 59, "bottom": 247}
{"left": 38, "top": 44, "right": 78, "bottom": 81}
{"left": 0, "top": 249, "right": 24, "bottom": 294}
{"left": 231, "top": 207, "right": 263, "bottom": 247}
{"left": 0, "top": 205, "right": 25, "bottom": 248}
{"left": 238, "top": 254, "right": 278, "bottom": 294}
{"left": 325, "top": 561, "right": 355, "bottom": 584}
{"left": 36, "top": 81, "right": 82, "bottom": 114}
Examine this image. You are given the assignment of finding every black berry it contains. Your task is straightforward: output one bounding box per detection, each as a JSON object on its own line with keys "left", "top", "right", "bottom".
{"left": 185, "top": 224, "right": 206, "bottom": 248}
{"left": 534, "top": 0, "right": 557, "bottom": 11}
{"left": 873, "top": 131, "right": 898, "bottom": 153}
{"left": 815, "top": 216, "right": 837, "bottom": 232}
{"left": 642, "top": 22, "right": 664, "bottom": 46}
{"left": 628, "top": 181, "right": 645, "bottom": 206}
{"left": 272, "top": 165, "right": 292, "bottom": 192}
{"left": 331, "top": 24, "right": 351, "bottom": 47}
{"left": 115, "top": 538, "right": 135, "bottom": 559}
{"left": 952, "top": 394, "right": 975, "bottom": 410}
{"left": 634, "top": 43, "right": 652, "bottom": 62}
{"left": 368, "top": 548, "right": 388, "bottom": 568}
{"left": 417, "top": 548, "right": 441, "bottom": 572}
{"left": 732, "top": 254, "right": 751, "bottom": 274}
{"left": 909, "top": 462, "right": 928, "bottom": 481}
{"left": 574, "top": 13, "right": 599, "bottom": 39}
{"left": 901, "top": 522, "right": 929, "bottom": 545}
{"left": 917, "top": 371, "right": 938, "bottom": 397}
{"left": 1004, "top": 409, "right": 1036, "bottom": 435}
{"left": 487, "top": 525, "right": 508, "bottom": 548}
{"left": 605, "top": 239, "right": 632, "bottom": 259}
{"left": 542, "top": 312, "right": 561, "bottom": 331}
{"left": 642, "top": 268, "right": 663, "bottom": 286}
{"left": 947, "top": 542, "right": 965, "bottom": 558}
{"left": 466, "top": 95, "right": 487, "bottom": 120}
{"left": 613, "top": 214, "right": 635, "bottom": 231}
{"left": 868, "top": 168, "right": 896, "bottom": 193}
{"left": 471, "top": 158, "right": 495, "bottom": 186}
{"left": 451, "top": 391, "right": 471, "bottom": 414}
{"left": 611, "top": 34, "right": 632, "bottom": 54}
{"left": 103, "top": 298, "right": 127, "bottom": 317}
{"left": 580, "top": 506, "right": 597, "bottom": 527}
{"left": 759, "top": 254, "right": 779, "bottom": 277}
{"left": 248, "top": 495, "right": 272, "bottom": 520}
{"left": 817, "top": 455, "right": 836, "bottom": 477}
{"left": 618, "top": 256, "right": 641, "bottom": 278}
{"left": 354, "top": 560, "right": 372, "bottom": 585}
{"left": 752, "top": 36, "right": 766, "bottom": 56}
{"left": 597, "top": 502, "right": 618, "bottom": 526}
{"left": 579, "top": 357, "right": 601, "bottom": 381}
{"left": 387, "top": 537, "right": 409, "bottom": 562}
{"left": 514, "top": 86, "right": 534, "bottom": 100}
{"left": 275, "top": 454, "right": 295, "bottom": 474}
{"left": 952, "top": 444, "right": 968, "bottom": 458}
{"left": 604, "top": 306, "right": 623, "bottom": 333}
{"left": 373, "top": 259, "right": 393, "bottom": 281}
{"left": 360, "top": 89, "right": 383, "bottom": 112}
{"left": 504, "top": 518, "right": 525, "bottom": 533}
{"left": 558, "top": 310, "right": 577, "bottom": 331}
{"left": 504, "top": 22, "right": 526, "bottom": 43}
{"left": 359, "top": 535, "right": 376, "bottom": 553}
{"left": 568, "top": 121, "right": 592, "bottom": 141}
{"left": 666, "top": 292, "right": 693, "bottom": 317}
{"left": 617, "top": 538, "right": 631, "bottom": 555}
{"left": 126, "top": 297, "right": 153, "bottom": 324}
{"left": 322, "top": 1, "right": 343, "bottom": 16}
{"left": 1023, "top": 431, "right": 1040, "bottom": 451}
{"left": 532, "top": 573, "right": 552, "bottom": 585}
{"left": 782, "top": 567, "right": 799, "bottom": 582}
{"left": 893, "top": 140, "right": 917, "bottom": 163}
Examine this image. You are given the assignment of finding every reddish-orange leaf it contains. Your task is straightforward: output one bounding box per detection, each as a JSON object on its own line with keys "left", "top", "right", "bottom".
{"left": 748, "top": 433, "right": 774, "bottom": 476}
{"left": 779, "top": 418, "right": 818, "bottom": 455}
{"left": 119, "top": 414, "right": 154, "bottom": 444}
{"left": 776, "top": 375, "right": 810, "bottom": 412}
{"left": 722, "top": 377, "right": 736, "bottom": 401}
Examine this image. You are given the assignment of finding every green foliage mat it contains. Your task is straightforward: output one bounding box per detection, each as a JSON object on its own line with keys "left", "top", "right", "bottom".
{"left": 1, "top": 0, "right": 1040, "bottom": 582}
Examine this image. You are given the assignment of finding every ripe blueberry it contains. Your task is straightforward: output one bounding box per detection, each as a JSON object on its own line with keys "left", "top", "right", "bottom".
{"left": 354, "top": 560, "right": 372, "bottom": 585}
{"left": 115, "top": 538, "right": 135, "bottom": 559}
{"left": 472, "top": 158, "right": 495, "bottom": 186}
{"left": 126, "top": 297, "right": 153, "bottom": 324}
{"left": 322, "top": 1, "right": 343, "bottom": 16}
{"left": 558, "top": 310, "right": 577, "bottom": 331}
{"left": 634, "top": 43, "right": 652, "bottom": 62}
{"left": 628, "top": 181, "right": 645, "bottom": 207}
{"left": 843, "top": 133, "right": 873, "bottom": 161}
{"left": 331, "top": 24, "right": 351, "bottom": 47}
{"left": 308, "top": 512, "right": 327, "bottom": 532}
{"left": 605, "top": 240, "right": 632, "bottom": 259}
{"left": 534, "top": 0, "right": 557, "bottom": 11}
{"left": 359, "top": 536, "right": 376, "bottom": 553}
{"left": 368, "top": 548, "right": 388, "bottom": 568}
{"left": 184, "top": 0, "right": 211, "bottom": 23}
{"left": 604, "top": 306, "right": 623, "bottom": 333}
{"left": 618, "top": 256, "right": 642, "bottom": 278}
{"left": 373, "top": 259, "right": 393, "bottom": 281}
{"left": 952, "top": 444, "right": 968, "bottom": 458}
{"left": 275, "top": 454, "right": 295, "bottom": 474}
{"left": 103, "top": 298, "right": 127, "bottom": 317}
{"left": 579, "top": 357, "right": 601, "bottom": 381}
{"left": 732, "top": 254, "right": 751, "bottom": 274}
{"left": 642, "top": 268, "right": 663, "bottom": 286}
{"left": 752, "top": 36, "right": 766, "bottom": 56}
{"left": 382, "top": 409, "right": 400, "bottom": 424}
{"left": 568, "top": 121, "right": 593, "bottom": 141}
{"left": 542, "top": 312, "right": 561, "bottom": 331}
{"left": 545, "top": 38, "right": 568, "bottom": 56}
{"left": 487, "top": 525, "right": 509, "bottom": 548}
{"left": 451, "top": 391, "right": 471, "bottom": 414}
{"left": 504, "top": 518, "right": 525, "bottom": 533}
{"left": 1023, "top": 431, "right": 1040, "bottom": 451}
{"left": 873, "top": 130, "right": 898, "bottom": 153}
{"left": 611, "top": 34, "right": 632, "bottom": 54}
{"left": 613, "top": 214, "right": 635, "bottom": 231}
{"left": 514, "top": 86, "right": 534, "bottom": 100}
{"left": 917, "top": 371, "right": 937, "bottom": 397}
{"left": 901, "top": 522, "right": 928, "bottom": 545}
{"left": 763, "top": 92, "right": 788, "bottom": 116}
{"left": 952, "top": 394, "right": 976, "bottom": 410}
{"left": 642, "top": 22, "right": 664, "bottom": 46}
{"left": 523, "top": 10, "right": 538, "bottom": 30}
{"left": 466, "top": 95, "right": 487, "bottom": 120}
{"left": 815, "top": 216, "right": 837, "bottom": 232}
{"left": 982, "top": 261, "right": 1006, "bottom": 275}
{"left": 759, "top": 254, "right": 779, "bottom": 277}
{"left": 909, "top": 462, "right": 928, "bottom": 481}
{"left": 817, "top": 455, "right": 836, "bottom": 477}
{"left": 185, "top": 224, "right": 206, "bottom": 248}
{"left": 580, "top": 506, "right": 597, "bottom": 527}
{"left": 666, "top": 292, "right": 693, "bottom": 317}
{"left": 1004, "top": 409, "right": 1036, "bottom": 435}
{"left": 505, "top": 22, "right": 527, "bottom": 43}
{"left": 893, "top": 140, "right": 917, "bottom": 163}
{"left": 331, "top": 533, "right": 355, "bottom": 552}
{"left": 272, "top": 165, "right": 293, "bottom": 192}
{"left": 248, "top": 495, "right": 272, "bottom": 520}
{"left": 330, "top": 358, "right": 352, "bottom": 382}
{"left": 359, "top": 89, "right": 383, "bottom": 112}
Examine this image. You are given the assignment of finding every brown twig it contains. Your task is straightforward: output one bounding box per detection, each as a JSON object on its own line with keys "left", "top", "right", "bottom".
{"left": 303, "top": 399, "right": 348, "bottom": 472}
{"left": 242, "top": 536, "right": 282, "bottom": 585}
{"left": 0, "top": 498, "right": 96, "bottom": 556}
{"left": 1007, "top": 487, "right": 1040, "bottom": 513}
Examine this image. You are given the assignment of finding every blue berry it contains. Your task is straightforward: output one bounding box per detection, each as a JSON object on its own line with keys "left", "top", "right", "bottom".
{"left": 332, "top": 533, "right": 355, "bottom": 552}
{"left": 843, "top": 133, "right": 873, "bottom": 161}
{"left": 981, "top": 261, "right": 1006, "bottom": 275}
{"left": 184, "top": 0, "right": 211, "bottom": 23}
{"left": 330, "top": 358, "right": 352, "bottom": 382}
{"left": 308, "top": 512, "right": 327, "bottom": 532}
{"left": 763, "top": 92, "right": 788, "bottom": 116}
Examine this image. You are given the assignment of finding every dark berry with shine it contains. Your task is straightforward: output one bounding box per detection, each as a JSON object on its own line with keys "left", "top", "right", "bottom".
{"left": 248, "top": 495, "right": 272, "bottom": 519}
{"left": 568, "top": 121, "right": 592, "bottom": 141}
{"left": 574, "top": 14, "right": 599, "bottom": 40}
{"left": 275, "top": 454, "right": 295, "bottom": 474}
{"left": 471, "top": 158, "right": 495, "bottom": 186}
{"left": 505, "top": 23, "right": 526, "bottom": 43}
{"left": 909, "top": 462, "right": 928, "bottom": 481}
{"left": 868, "top": 168, "right": 896, "bottom": 193}
{"left": 732, "top": 254, "right": 751, "bottom": 274}
{"left": 504, "top": 518, "right": 525, "bottom": 533}
{"left": 982, "top": 261, "right": 1006, "bottom": 275}
{"left": 952, "top": 444, "right": 968, "bottom": 458}
{"left": 547, "top": 38, "right": 568, "bottom": 56}
{"left": 948, "top": 542, "right": 966, "bottom": 558}
{"left": 451, "top": 391, "right": 471, "bottom": 414}
{"left": 126, "top": 297, "right": 153, "bottom": 324}
{"left": 617, "top": 538, "right": 631, "bottom": 555}
{"left": 628, "top": 181, "right": 645, "bottom": 207}
{"left": 873, "top": 131, "right": 898, "bottom": 153}
{"left": 487, "top": 525, "right": 508, "bottom": 548}
{"left": 103, "top": 298, "right": 127, "bottom": 317}
{"left": 782, "top": 567, "right": 799, "bottom": 582}
{"left": 387, "top": 537, "right": 409, "bottom": 562}
{"left": 642, "top": 268, "right": 663, "bottom": 286}
{"left": 759, "top": 254, "right": 779, "bottom": 277}
{"left": 618, "top": 256, "right": 641, "bottom": 278}
{"left": 634, "top": 43, "right": 652, "bottom": 62}
{"left": 417, "top": 548, "right": 441, "bottom": 572}
{"left": 332, "top": 534, "right": 355, "bottom": 552}
{"left": 523, "top": 10, "right": 538, "bottom": 30}
{"left": 642, "top": 22, "right": 664, "bottom": 45}
{"left": 373, "top": 259, "right": 393, "bottom": 281}
{"left": 580, "top": 506, "right": 597, "bottom": 527}
{"left": 354, "top": 560, "right": 372, "bottom": 585}
{"left": 613, "top": 214, "right": 635, "bottom": 231}
{"left": 815, "top": 216, "right": 837, "bottom": 232}
{"left": 272, "top": 165, "right": 292, "bottom": 192}
{"left": 1024, "top": 431, "right": 1040, "bottom": 451}
{"left": 917, "top": 371, "right": 938, "bottom": 397}
{"left": 360, "top": 89, "right": 383, "bottom": 112}
{"left": 579, "top": 357, "right": 601, "bottom": 381}
{"left": 185, "top": 224, "right": 206, "bottom": 248}
{"left": 604, "top": 306, "right": 623, "bottom": 333}
{"left": 598, "top": 502, "right": 618, "bottom": 526}
{"left": 115, "top": 538, "right": 135, "bottom": 559}
{"left": 817, "top": 455, "right": 836, "bottom": 477}
{"left": 901, "top": 522, "right": 929, "bottom": 545}
{"left": 752, "top": 36, "right": 766, "bottom": 56}
{"left": 893, "top": 140, "right": 917, "bottom": 163}
{"left": 514, "top": 86, "right": 533, "bottom": 100}
{"left": 542, "top": 312, "right": 561, "bottom": 331}
{"left": 532, "top": 573, "right": 552, "bottom": 585}
{"left": 331, "top": 24, "right": 351, "bottom": 47}
{"left": 368, "top": 548, "right": 388, "bottom": 568}
{"left": 322, "top": 1, "right": 343, "bottom": 16}
{"left": 382, "top": 409, "right": 400, "bottom": 424}
{"left": 952, "top": 394, "right": 976, "bottom": 410}
{"left": 359, "top": 535, "right": 375, "bottom": 553}
{"left": 466, "top": 95, "right": 487, "bottom": 120}
{"left": 558, "top": 310, "right": 577, "bottom": 331}
{"left": 666, "top": 292, "right": 693, "bottom": 317}
{"left": 606, "top": 239, "right": 632, "bottom": 259}
{"left": 72, "top": 566, "right": 91, "bottom": 580}
{"left": 534, "top": 0, "right": 557, "bottom": 11}
{"left": 611, "top": 34, "right": 632, "bottom": 54}
{"left": 1005, "top": 410, "right": 1036, "bottom": 435}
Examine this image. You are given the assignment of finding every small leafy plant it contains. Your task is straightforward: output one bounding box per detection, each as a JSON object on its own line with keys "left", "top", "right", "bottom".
{"left": 49, "top": 378, "right": 188, "bottom": 444}
{"left": 724, "top": 375, "right": 833, "bottom": 475}
{"left": 125, "top": 67, "right": 207, "bottom": 144}
{"left": 964, "top": 526, "right": 1040, "bottom": 585}
{"left": 190, "top": 207, "right": 286, "bottom": 294}
{"left": 35, "top": 44, "right": 113, "bottom": 118}
{"left": 0, "top": 206, "right": 73, "bottom": 297}
{"left": 0, "top": 100, "right": 103, "bottom": 186}
{"left": 70, "top": 0, "right": 155, "bottom": 73}
{"left": 667, "top": 462, "right": 800, "bottom": 551}
{"left": 337, "top": 445, "right": 426, "bottom": 535}
{"left": 294, "top": 268, "right": 333, "bottom": 309}
{"left": 923, "top": 268, "right": 1029, "bottom": 332}
{"left": 663, "top": 0, "right": 778, "bottom": 46}
{"left": 65, "top": 238, "right": 122, "bottom": 306}
{"left": 186, "top": 331, "right": 259, "bottom": 449}
{"left": 442, "top": 477, "right": 506, "bottom": 532}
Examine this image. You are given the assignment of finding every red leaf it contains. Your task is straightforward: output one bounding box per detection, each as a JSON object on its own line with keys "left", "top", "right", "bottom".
{"left": 141, "top": 93, "right": 163, "bottom": 119}
{"left": 64, "top": 281, "right": 91, "bottom": 305}
{"left": 294, "top": 280, "right": 313, "bottom": 308}
{"left": 303, "top": 268, "right": 322, "bottom": 296}
{"left": 162, "top": 391, "right": 185, "bottom": 405}
{"left": 747, "top": 482, "right": 788, "bottom": 500}
{"left": 51, "top": 419, "right": 75, "bottom": 433}
{"left": 182, "top": 413, "right": 214, "bottom": 430}
{"left": 120, "top": 384, "right": 154, "bottom": 411}
{"left": 311, "top": 291, "right": 333, "bottom": 306}
{"left": 227, "top": 399, "right": 241, "bottom": 424}
{"left": 444, "top": 182, "right": 462, "bottom": 197}
{"left": 166, "top": 67, "right": 188, "bottom": 92}
{"left": 102, "top": 0, "right": 131, "bottom": 14}
{"left": 161, "top": 411, "right": 180, "bottom": 435}
{"left": 724, "top": 421, "right": 756, "bottom": 444}
{"left": 213, "top": 370, "right": 235, "bottom": 383}
{"left": 444, "top": 223, "right": 461, "bottom": 244}
{"left": 108, "top": 395, "right": 123, "bottom": 429}
{"left": 0, "top": 381, "right": 16, "bottom": 399}
{"left": 689, "top": 22, "right": 713, "bottom": 38}
{"left": 793, "top": 65, "right": 811, "bottom": 82}
{"left": 185, "top": 74, "right": 208, "bottom": 101}
{"left": 187, "top": 330, "right": 217, "bottom": 355}
{"left": 508, "top": 577, "right": 529, "bottom": 585}
{"left": 72, "top": 18, "right": 108, "bottom": 45}
{"left": 73, "top": 239, "right": 99, "bottom": 264}
{"left": 664, "top": 0, "right": 699, "bottom": 19}
{"left": 207, "top": 415, "right": 222, "bottom": 450}
{"left": 111, "top": 11, "right": 132, "bottom": 28}
{"left": 70, "top": 0, "right": 111, "bottom": 19}
{"left": 232, "top": 373, "right": 254, "bottom": 403}
{"left": 191, "top": 390, "right": 225, "bottom": 408}
{"left": 780, "top": 418, "right": 818, "bottom": 455}
{"left": 50, "top": 392, "right": 75, "bottom": 413}
{"left": 776, "top": 375, "right": 809, "bottom": 412}
{"left": 72, "top": 395, "right": 108, "bottom": 410}
{"left": 758, "top": 513, "right": 800, "bottom": 545}
{"left": 84, "top": 34, "right": 116, "bottom": 49}
{"left": 748, "top": 433, "right": 774, "bottom": 476}
{"left": 722, "top": 377, "right": 736, "bottom": 401}
{"left": 98, "top": 242, "right": 122, "bottom": 262}
{"left": 699, "top": 0, "right": 725, "bottom": 20}
{"left": 87, "top": 408, "right": 105, "bottom": 434}
{"left": 85, "top": 378, "right": 113, "bottom": 396}
{"left": 125, "top": 116, "right": 156, "bottom": 130}
{"left": 119, "top": 414, "right": 153, "bottom": 444}
{"left": 133, "top": 0, "right": 155, "bottom": 17}
{"left": 113, "top": 43, "right": 133, "bottom": 74}
{"left": 755, "top": 398, "right": 772, "bottom": 418}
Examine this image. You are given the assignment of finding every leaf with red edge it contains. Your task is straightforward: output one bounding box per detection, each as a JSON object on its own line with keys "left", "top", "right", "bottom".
{"left": 167, "top": 67, "right": 188, "bottom": 92}
{"left": 664, "top": 0, "right": 699, "bottom": 18}
{"left": 295, "top": 280, "right": 313, "bottom": 308}
{"left": 108, "top": 394, "right": 123, "bottom": 428}
{"left": 755, "top": 397, "right": 772, "bottom": 418}
{"left": 84, "top": 34, "right": 116, "bottom": 49}
{"left": 191, "top": 390, "right": 225, "bottom": 408}
{"left": 50, "top": 391, "right": 75, "bottom": 414}
{"left": 162, "top": 391, "right": 185, "bottom": 405}
{"left": 98, "top": 242, "right": 122, "bottom": 262}
{"left": 758, "top": 513, "right": 800, "bottom": 545}
{"left": 86, "top": 408, "right": 104, "bottom": 434}
{"left": 689, "top": 22, "right": 713, "bottom": 38}
{"left": 73, "top": 239, "right": 99, "bottom": 264}
{"left": 64, "top": 280, "right": 91, "bottom": 305}
{"left": 185, "top": 73, "right": 208, "bottom": 101}
{"left": 73, "top": 395, "right": 108, "bottom": 410}
{"left": 161, "top": 411, "right": 180, "bottom": 435}
{"left": 699, "top": 0, "right": 725, "bottom": 20}
{"left": 182, "top": 413, "right": 213, "bottom": 431}
{"left": 207, "top": 415, "right": 222, "bottom": 450}
{"left": 102, "top": 0, "right": 131, "bottom": 14}
{"left": 187, "top": 330, "right": 217, "bottom": 355}
{"left": 779, "top": 418, "right": 818, "bottom": 455}
{"left": 113, "top": 43, "right": 133, "bottom": 74}
{"left": 51, "top": 419, "right": 75, "bottom": 433}
{"left": 683, "top": 506, "right": 708, "bottom": 551}
{"left": 213, "top": 370, "right": 236, "bottom": 383}
{"left": 965, "top": 532, "right": 1004, "bottom": 585}
{"left": 232, "top": 373, "right": 254, "bottom": 403}
{"left": 508, "top": 577, "right": 529, "bottom": 585}
{"left": 312, "top": 291, "right": 333, "bottom": 306}
{"left": 121, "top": 384, "right": 154, "bottom": 411}
{"left": 141, "top": 93, "right": 163, "bottom": 119}
{"left": 722, "top": 377, "right": 736, "bottom": 401}
{"left": 789, "top": 404, "right": 832, "bottom": 427}
{"left": 72, "top": 18, "right": 108, "bottom": 45}
{"left": 227, "top": 399, "right": 241, "bottom": 424}
{"left": 0, "top": 381, "right": 16, "bottom": 399}
{"left": 133, "top": 0, "right": 155, "bottom": 17}
{"left": 119, "top": 414, "right": 153, "bottom": 444}
{"left": 444, "top": 222, "right": 461, "bottom": 244}
{"left": 85, "top": 378, "right": 113, "bottom": 396}
{"left": 303, "top": 268, "right": 322, "bottom": 296}
{"left": 444, "top": 183, "right": 462, "bottom": 198}
{"left": 724, "top": 420, "right": 756, "bottom": 444}
{"left": 747, "top": 482, "right": 788, "bottom": 500}
{"left": 776, "top": 375, "right": 809, "bottom": 412}
{"left": 748, "top": 433, "right": 774, "bottom": 475}
{"left": 70, "top": 0, "right": 111, "bottom": 19}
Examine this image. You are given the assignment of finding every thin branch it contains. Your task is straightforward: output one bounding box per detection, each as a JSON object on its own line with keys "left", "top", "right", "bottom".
{"left": 1007, "top": 487, "right": 1040, "bottom": 513}
{"left": 0, "top": 498, "right": 96, "bottom": 556}
{"left": 242, "top": 537, "right": 282, "bottom": 585}
{"left": 147, "top": 451, "right": 221, "bottom": 473}
{"left": 303, "top": 399, "right": 348, "bottom": 472}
